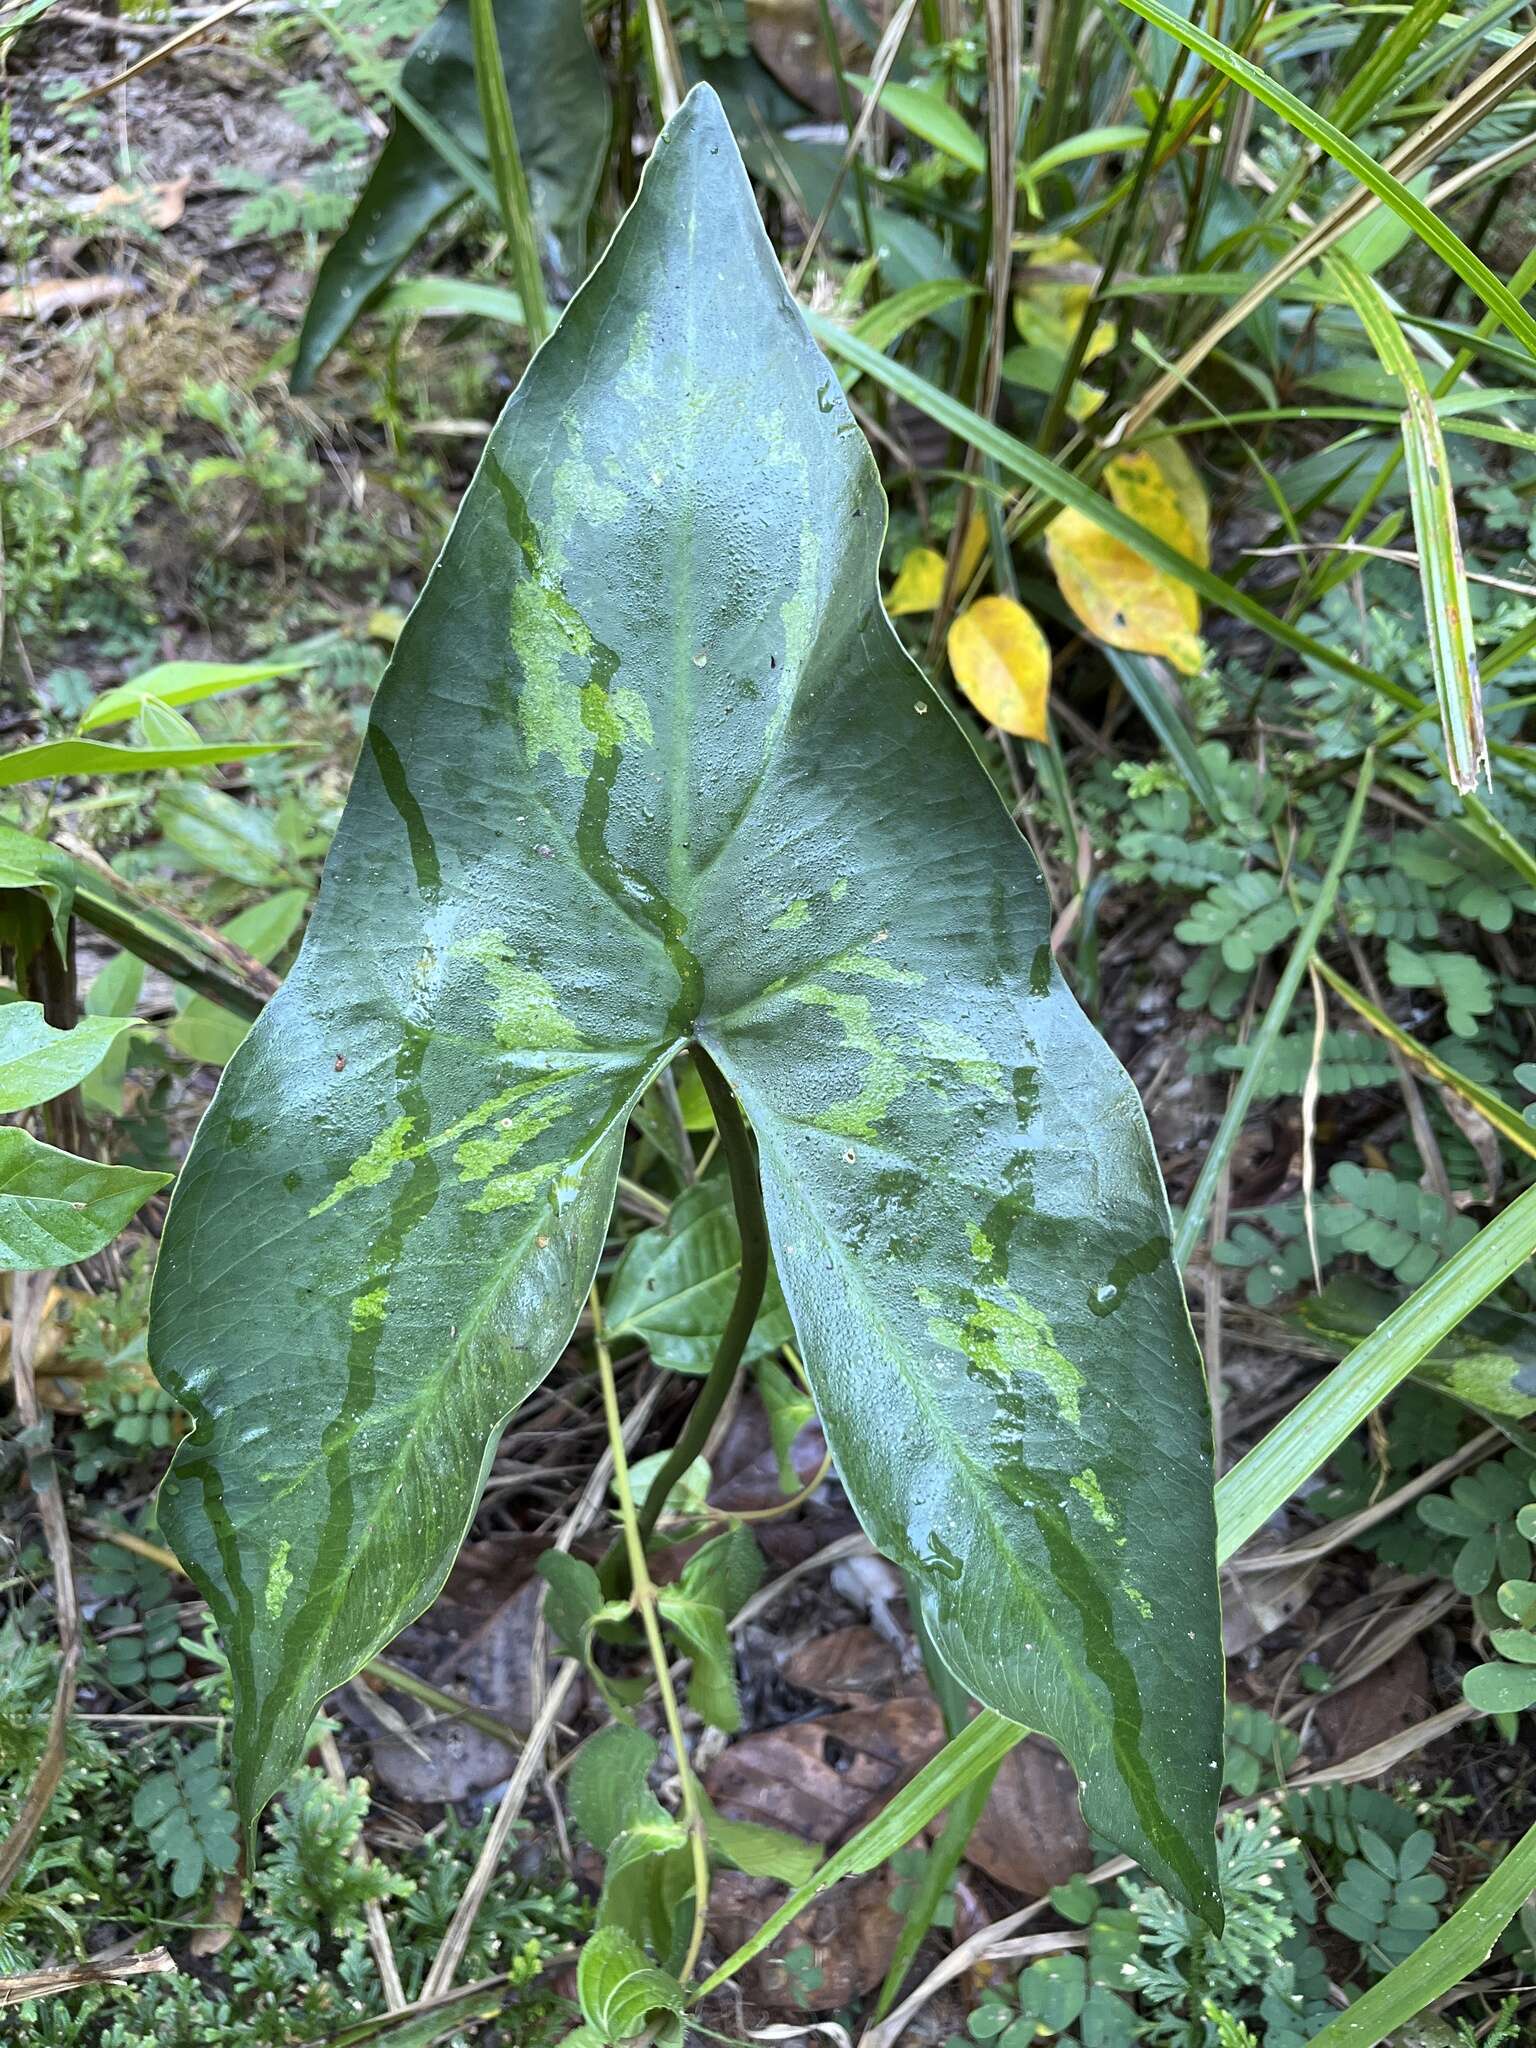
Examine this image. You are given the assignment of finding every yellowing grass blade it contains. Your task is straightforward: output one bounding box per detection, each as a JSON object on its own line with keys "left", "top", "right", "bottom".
{"left": 1329, "top": 253, "right": 1488, "bottom": 793}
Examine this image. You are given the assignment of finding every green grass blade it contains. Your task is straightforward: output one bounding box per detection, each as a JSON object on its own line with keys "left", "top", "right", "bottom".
{"left": 1110, "top": 0, "right": 1536, "bottom": 362}
{"left": 1314, "top": 958, "right": 1536, "bottom": 1161}
{"left": 1173, "top": 758, "right": 1374, "bottom": 1269}
{"left": 807, "top": 313, "right": 1419, "bottom": 708}
{"left": 467, "top": 0, "right": 550, "bottom": 345}
{"left": 1306, "top": 1818, "right": 1536, "bottom": 2045}
{"left": 1328, "top": 0, "right": 1456, "bottom": 130}
{"left": 873, "top": 1758, "right": 1000, "bottom": 2019}
{"left": 692, "top": 1712, "right": 1024, "bottom": 1998}
{"left": 1328, "top": 254, "right": 1487, "bottom": 793}
{"left": 1215, "top": 1180, "right": 1536, "bottom": 1557}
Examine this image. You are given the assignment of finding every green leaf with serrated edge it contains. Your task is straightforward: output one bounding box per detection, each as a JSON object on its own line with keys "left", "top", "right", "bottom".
{"left": 569, "top": 1723, "right": 667, "bottom": 1852}
{"left": 657, "top": 1586, "right": 741, "bottom": 1731}
{"left": 148, "top": 89, "right": 1221, "bottom": 1916}
{"left": 606, "top": 1173, "right": 793, "bottom": 1372}
{"left": 0, "top": 1004, "right": 138, "bottom": 1113}
{"left": 577, "top": 1925, "right": 685, "bottom": 2041}
{"left": 291, "top": 0, "right": 609, "bottom": 391}
{"left": 756, "top": 1356, "right": 816, "bottom": 1492}
{"left": 0, "top": 1127, "right": 169, "bottom": 1270}
{"left": 79, "top": 654, "right": 314, "bottom": 732}
{"left": 537, "top": 1551, "right": 604, "bottom": 1660}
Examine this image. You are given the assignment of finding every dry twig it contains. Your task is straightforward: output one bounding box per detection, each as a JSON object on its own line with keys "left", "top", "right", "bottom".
{"left": 0, "top": 1270, "right": 80, "bottom": 1899}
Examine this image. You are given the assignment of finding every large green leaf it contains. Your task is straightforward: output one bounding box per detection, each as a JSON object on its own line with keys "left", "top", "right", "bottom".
{"left": 290, "top": 0, "right": 610, "bottom": 392}
{"left": 0, "top": 1127, "right": 169, "bottom": 1270}
{"left": 150, "top": 88, "right": 1221, "bottom": 1913}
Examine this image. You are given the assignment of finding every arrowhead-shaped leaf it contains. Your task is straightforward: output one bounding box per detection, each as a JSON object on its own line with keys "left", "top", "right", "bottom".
{"left": 290, "top": 0, "right": 609, "bottom": 391}
{"left": 150, "top": 88, "right": 1221, "bottom": 1913}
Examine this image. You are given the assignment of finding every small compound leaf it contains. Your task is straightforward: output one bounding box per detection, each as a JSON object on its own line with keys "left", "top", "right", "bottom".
{"left": 0, "top": 1127, "right": 169, "bottom": 1270}
{"left": 886, "top": 546, "right": 947, "bottom": 615}
{"left": 292, "top": 0, "right": 609, "bottom": 391}
{"left": 1045, "top": 505, "right": 1206, "bottom": 674}
{"left": 151, "top": 89, "right": 1221, "bottom": 1914}
{"left": 0, "top": 1003, "right": 138, "bottom": 1112}
{"left": 947, "top": 595, "right": 1052, "bottom": 738}
{"left": 1464, "top": 1661, "right": 1536, "bottom": 1714}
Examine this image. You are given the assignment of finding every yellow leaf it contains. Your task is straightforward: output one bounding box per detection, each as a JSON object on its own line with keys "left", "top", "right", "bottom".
{"left": 955, "top": 509, "right": 989, "bottom": 590}
{"left": 1013, "top": 238, "right": 1114, "bottom": 364}
{"left": 1105, "top": 448, "right": 1208, "bottom": 570}
{"left": 1012, "top": 237, "right": 1114, "bottom": 419}
{"left": 887, "top": 546, "right": 947, "bottom": 615}
{"left": 1044, "top": 507, "right": 1204, "bottom": 675}
{"left": 1142, "top": 435, "right": 1211, "bottom": 569}
{"left": 947, "top": 596, "right": 1052, "bottom": 738}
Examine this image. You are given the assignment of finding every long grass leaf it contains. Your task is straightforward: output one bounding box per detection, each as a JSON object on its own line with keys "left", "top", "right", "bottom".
{"left": 1306, "top": 1817, "right": 1536, "bottom": 2045}
{"left": 1173, "top": 760, "right": 1374, "bottom": 1268}
{"left": 807, "top": 313, "right": 1420, "bottom": 708}
{"left": 1328, "top": 254, "right": 1487, "bottom": 792}
{"left": 1313, "top": 959, "right": 1536, "bottom": 1162}
{"left": 1110, "top": 0, "right": 1536, "bottom": 361}
{"left": 1216, "top": 1180, "right": 1536, "bottom": 1555}
{"left": 467, "top": 0, "right": 550, "bottom": 345}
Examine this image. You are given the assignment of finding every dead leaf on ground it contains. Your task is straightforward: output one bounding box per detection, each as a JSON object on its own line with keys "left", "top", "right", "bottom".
{"left": 0, "top": 276, "right": 135, "bottom": 319}
{"left": 346, "top": 1571, "right": 551, "bottom": 1803}
{"left": 71, "top": 177, "right": 190, "bottom": 230}
{"left": 1221, "top": 1557, "right": 1316, "bottom": 1658}
{"left": 965, "top": 1735, "right": 1092, "bottom": 1894}
{"left": 1311, "top": 1638, "right": 1429, "bottom": 1761}
{"left": 188, "top": 1868, "right": 244, "bottom": 1957}
{"left": 708, "top": 1866, "right": 904, "bottom": 2012}
{"left": 784, "top": 1624, "right": 925, "bottom": 1707}
{"left": 706, "top": 1700, "right": 944, "bottom": 1847}
{"left": 709, "top": 1685, "right": 1093, "bottom": 1901}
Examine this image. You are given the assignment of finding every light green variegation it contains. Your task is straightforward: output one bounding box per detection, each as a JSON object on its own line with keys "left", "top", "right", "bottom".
{"left": 150, "top": 89, "right": 1221, "bottom": 1914}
